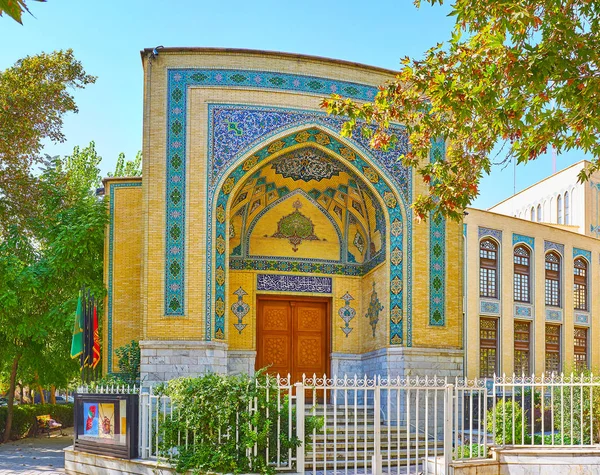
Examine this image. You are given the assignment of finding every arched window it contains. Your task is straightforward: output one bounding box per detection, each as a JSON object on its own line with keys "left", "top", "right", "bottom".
{"left": 537, "top": 204, "right": 542, "bottom": 222}
{"left": 530, "top": 207, "right": 535, "bottom": 221}
{"left": 557, "top": 195, "right": 563, "bottom": 224}
{"left": 514, "top": 246, "right": 531, "bottom": 303}
{"left": 480, "top": 239, "right": 498, "bottom": 298}
{"left": 564, "top": 191, "right": 570, "bottom": 225}
{"left": 574, "top": 257, "right": 588, "bottom": 310}
{"left": 545, "top": 252, "right": 561, "bottom": 306}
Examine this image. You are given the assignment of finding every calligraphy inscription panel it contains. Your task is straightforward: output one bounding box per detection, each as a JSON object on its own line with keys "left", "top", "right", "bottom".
{"left": 257, "top": 274, "right": 333, "bottom": 294}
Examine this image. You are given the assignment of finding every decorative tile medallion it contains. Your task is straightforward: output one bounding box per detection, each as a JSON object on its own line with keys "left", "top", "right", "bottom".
{"left": 575, "top": 313, "right": 589, "bottom": 324}
{"left": 545, "top": 308, "right": 562, "bottom": 322}
{"left": 512, "top": 234, "right": 534, "bottom": 249}
{"left": 573, "top": 247, "right": 592, "bottom": 262}
{"left": 365, "top": 283, "right": 384, "bottom": 337}
{"left": 353, "top": 231, "right": 365, "bottom": 254}
{"left": 164, "top": 71, "right": 422, "bottom": 347}
{"left": 480, "top": 299, "right": 500, "bottom": 315}
{"left": 256, "top": 274, "right": 332, "bottom": 294}
{"left": 429, "top": 138, "right": 446, "bottom": 326}
{"left": 544, "top": 241, "right": 564, "bottom": 255}
{"left": 514, "top": 305, "right": 533, "bottom": 318}
{"left": 107, "top": 182, "right": 142, "bottom": 373}
{"left": 271, "top": 199, "right": 320, "bottom": 252}
{"left": 338, "top": 292, "right": 356, "bottom": 337}
{"left": 478, "top": 227, "right": 502, "bottom": 242}
{"left": 271, "top": 148, "right": 341, "bottom": 182}
{"left": 231, "top": 287, "right": 250, "bottom": 334}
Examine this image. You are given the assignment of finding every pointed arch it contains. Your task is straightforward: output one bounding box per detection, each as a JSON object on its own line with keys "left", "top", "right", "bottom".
{"left": 210, "top": 126, "right": 406, "bottom": 344}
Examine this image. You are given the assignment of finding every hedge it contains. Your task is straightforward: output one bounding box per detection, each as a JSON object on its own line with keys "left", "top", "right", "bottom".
{"left": 0, "top": 404, "right": 74, "bottom": 441}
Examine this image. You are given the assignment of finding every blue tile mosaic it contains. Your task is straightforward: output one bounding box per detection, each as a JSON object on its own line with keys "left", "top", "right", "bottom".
{"left": 480, "top": 300, "right": 500, "bottom": 314}
{"left": 514, "top": 305, "right": 533, "bottom": 318}
{"left": 545, "top": 308, "right": 562, "bottom": 321}
{"left": 544, "top": 241, "right": 564, "bottom": 256}
{"left": 512, "top": 234, "right": 534, "bottom": 249}
{"left": 575, "top": 313, "right": 589, "bottom": 324}
{"left": 478, "top": 227, "right": 502, "bottom": 242}
{"left": 429, "top": 138, "right": 446, "bottom": 326}
{"left": 573, "top": 247, "right": 592, "bottom": 262}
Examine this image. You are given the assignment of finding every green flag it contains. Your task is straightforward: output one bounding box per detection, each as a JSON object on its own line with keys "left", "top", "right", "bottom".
{"left": 70, "top": 292, "right": 84, "bottom": 360}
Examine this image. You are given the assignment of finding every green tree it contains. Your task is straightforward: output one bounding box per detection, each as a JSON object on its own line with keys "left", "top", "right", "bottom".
{"left": 107, "top": 151, "right": 143, "bottom": 178}
{"left": 0, "top": 149, "right": 106, "bottom": 442}
{"left": 0, "top": 50, "right": 95, "bottom": 233}
{"left": 322, "top": 0, "right": 600, "bottom": 220}
{"left": 0, "top": 0, "right": 45, "bottom": 24}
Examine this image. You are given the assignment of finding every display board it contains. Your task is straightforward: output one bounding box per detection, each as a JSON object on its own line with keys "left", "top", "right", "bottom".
{"left": 74, "top": 393, "right": 138, "bottom": 459}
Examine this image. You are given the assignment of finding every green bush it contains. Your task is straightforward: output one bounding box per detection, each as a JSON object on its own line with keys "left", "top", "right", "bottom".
{"left": 455, "top": 443, "right": 488, "bottom": 459}
{"left": 487, "top": 400, "right": 528, "bottom": 445}
{"left": 155, "top": 371, "right": 321, "bottom": 474}
{"left": 0, "top": 404, "right": 74, "bottom": 441}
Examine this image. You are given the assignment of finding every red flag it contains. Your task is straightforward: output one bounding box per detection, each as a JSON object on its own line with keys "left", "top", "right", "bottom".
{"left": 92, "top": 305, "right": 101, "bottom": 369}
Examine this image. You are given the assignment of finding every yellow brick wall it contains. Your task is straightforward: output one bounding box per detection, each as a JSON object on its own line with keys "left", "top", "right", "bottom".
{"left": 139, "top": 50, "right": 463, "bottom": 356}
{"left": 103, "top": 179, "right": 143, "bottom": 374}
{"left": 464, "top": 208, "right": 600, "bottom": 380}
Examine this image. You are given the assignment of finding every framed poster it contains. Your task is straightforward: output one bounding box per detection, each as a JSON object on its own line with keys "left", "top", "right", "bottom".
{"left": 74, "top": 393, "right": 138, "bottom": 459}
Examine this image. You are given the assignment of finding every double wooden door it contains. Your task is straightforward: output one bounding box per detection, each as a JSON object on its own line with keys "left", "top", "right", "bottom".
{"left": 256, "top": 296, "right": 329, "bottom": 382}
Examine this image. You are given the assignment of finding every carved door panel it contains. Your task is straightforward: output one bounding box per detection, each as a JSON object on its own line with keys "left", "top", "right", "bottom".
{"left": 293, "top": 301, "right": 328, "bottom": 383}
{"left": 256, "top": 300, "right": 292, "bottom": 377}
{"left": 256, "top": 298, "right": 329, "bottom": 382}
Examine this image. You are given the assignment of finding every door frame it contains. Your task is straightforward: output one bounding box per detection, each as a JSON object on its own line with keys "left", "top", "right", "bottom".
{"left": 255, "top": 294, "right": 332, "bottom": 379}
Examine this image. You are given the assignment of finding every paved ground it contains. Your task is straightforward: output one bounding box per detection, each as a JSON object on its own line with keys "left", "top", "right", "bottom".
{"left": 0, "top": 429, "right": 73, "bottom": 475}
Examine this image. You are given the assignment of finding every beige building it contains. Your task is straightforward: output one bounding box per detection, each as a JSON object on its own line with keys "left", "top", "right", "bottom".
{"left": 464, "top": 204, "right": 600, "bottom": 380}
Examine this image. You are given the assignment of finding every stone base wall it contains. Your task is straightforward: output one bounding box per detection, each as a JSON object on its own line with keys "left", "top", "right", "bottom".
{"left": 227, "top": 350, "right": 256, "bottom": 375}
{"left": 139, "top": 340, "right": 228, "bottom": 382}
{"left": 139, "top": 340, "right": 463, "bottom": 382}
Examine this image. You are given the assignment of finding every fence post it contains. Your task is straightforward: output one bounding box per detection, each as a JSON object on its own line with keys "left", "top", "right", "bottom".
{"left": 374, "top": 379, "right": 382, "bottom": 475}
{"left": 443, "top": 383, "right": 454, "bottom": 474}
{"left": 139, "top": 389, "right": 149, "bottom": 459}
{"left": 295, "top": 382, "right": 305, "bottom": 474}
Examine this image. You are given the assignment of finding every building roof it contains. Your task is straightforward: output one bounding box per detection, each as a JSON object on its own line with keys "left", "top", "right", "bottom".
{"left": 489, "top": 159, "right": 589, "bottom": 210}
{"left": 139, "top": 47, "right": 399, "bottom": 76}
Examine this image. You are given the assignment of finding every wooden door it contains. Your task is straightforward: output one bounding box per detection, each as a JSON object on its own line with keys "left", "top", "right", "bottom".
{"left": 256, "top": 297, "right": 329, "bottom": 382}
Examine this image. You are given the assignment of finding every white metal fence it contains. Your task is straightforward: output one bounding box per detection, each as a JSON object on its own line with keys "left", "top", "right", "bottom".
{"left": 80, "top": 373, "right": 600, "bottom": 474}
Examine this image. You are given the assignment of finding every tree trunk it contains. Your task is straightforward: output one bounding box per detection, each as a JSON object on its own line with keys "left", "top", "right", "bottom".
{"left": 17, "top": 383, "right": 23, "bottom": 404}
{"left": 50, "top": 385, "right": 56, "bottom": 405}
{"left": 37, "top": 384, "right": 45, "bottom": 404}
{"left": 3, "top": 353, "right": 21, "bottom": 443}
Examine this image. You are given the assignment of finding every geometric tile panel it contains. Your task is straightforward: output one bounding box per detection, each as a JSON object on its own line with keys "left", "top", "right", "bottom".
{"left": 514, "top": 304, "right": 533, "bottom": 318}
{"left": 575, "top": 313, "right": 589, "bottom": 325}
{"left": 480, "top": 299, "right": 500, "bottom": 315}
{"left": 429, "top": 138, "right": 446, "bottom": 326}
{"left": 573, "top": 247, "right": 592, "bottom": 262}
{"left": 512, "top": 233, "right": 534, "bottom": 249}
{"left": 545, "top": 308, "right": 563, "bottom": 322}
{"left": 478, "top": 227, "right": 502, "bottom": 242}
{"left": 544, "top": 241, "right": 564, "bottom": 255}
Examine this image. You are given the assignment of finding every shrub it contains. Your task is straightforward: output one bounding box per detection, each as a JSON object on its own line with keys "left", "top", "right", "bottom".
{"left": 155, "top": 371, "right": 321, "bottom": 474}
{"left": 0, "top": 404, "right": 74, "bottom": 441}
{"left": 455, "top": 443, "right": 488, "bottom": 459}
{"left": 114, "top": 340, "right": 140, "bottom": 384}
{"left": 487, "top": 400, "right": 528, "bottom": 445}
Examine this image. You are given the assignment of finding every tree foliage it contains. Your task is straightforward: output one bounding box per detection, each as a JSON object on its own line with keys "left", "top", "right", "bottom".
{"left": 322, "top": 0, "right": 600, "bottom": 220}
{"left": 107, "top": 151, "right": 142, "bottom": 178}
{"left": 0, "top": 50, "right": 96, "bottom": 232}
{"left": 0, "top": 148, "right": 106, "bottom": 441}
{"left": 0, "top": 0, "right": 45, "bottom": 24}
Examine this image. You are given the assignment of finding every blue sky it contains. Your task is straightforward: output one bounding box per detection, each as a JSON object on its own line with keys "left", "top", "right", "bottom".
{"left": 0, "top": 0, "right": 589, "bottom": 208}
